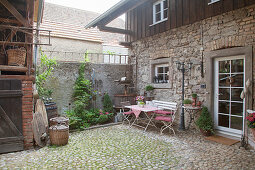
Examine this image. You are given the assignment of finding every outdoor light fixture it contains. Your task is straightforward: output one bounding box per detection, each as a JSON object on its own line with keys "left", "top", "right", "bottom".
{"left": 175, "top": 61, "right": 193, "bottom": 130}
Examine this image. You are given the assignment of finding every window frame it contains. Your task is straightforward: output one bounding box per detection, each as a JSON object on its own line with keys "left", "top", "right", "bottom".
{"left": 152, "top": 0, "right": 168, "bottom": 25}
{"left": 155, "top": 64, "right": 169, "bottom": 84}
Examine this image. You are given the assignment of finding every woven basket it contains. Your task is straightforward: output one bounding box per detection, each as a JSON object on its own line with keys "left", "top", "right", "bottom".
{"left": 50, "top": 117, "right": 69, "bottom": 127}
{"left": 7, "top": 48, "right": 26, "bottom": 66}
{"left": 49, "top": 124, "right": 69, "bottom": 146}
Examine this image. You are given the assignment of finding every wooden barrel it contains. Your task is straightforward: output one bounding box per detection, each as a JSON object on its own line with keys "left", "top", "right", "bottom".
{"left": 49, "top": 124, "right": 69, "bottom": 146}
{"left": 45, "top": 102, "right": 58, "bottom": 123}
{"left": 50, "top": 117, "right": 69, "bottom": 127}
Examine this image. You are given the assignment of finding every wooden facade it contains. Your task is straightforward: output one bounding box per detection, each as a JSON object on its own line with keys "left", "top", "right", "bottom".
{"left": 126, "top": 0, "right": 255, "bottom": 42}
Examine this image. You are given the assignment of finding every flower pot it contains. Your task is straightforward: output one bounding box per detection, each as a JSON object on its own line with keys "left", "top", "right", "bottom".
{"left": 192, "top": 98, "right": 197, "bottom": 107}
{"left": 184, "top": 104, "right": 192, "bottom": 107}
{"left": 200, "top": 129, "right": 212, "bottom": 136}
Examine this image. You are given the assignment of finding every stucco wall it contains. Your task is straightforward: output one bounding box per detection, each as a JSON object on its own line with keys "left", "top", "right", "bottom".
{"left": 39, "top": 36, "right": 102, "bottom": 62}
{"left": 130, "top": 5, "right": 255, "bottom": 147}
{"left": 44, "top": 62, "right": 132, "bottom": 114}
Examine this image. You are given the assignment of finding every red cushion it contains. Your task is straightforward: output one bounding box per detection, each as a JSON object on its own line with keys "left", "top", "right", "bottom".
{"left": 155, "top": 116, "right": 172, "bottom": 122}
{"left": 123, "top": 111, "right": 133, "bottom": 115}
{"left": 154, "top": 110, "right": 173, "bottom": 115}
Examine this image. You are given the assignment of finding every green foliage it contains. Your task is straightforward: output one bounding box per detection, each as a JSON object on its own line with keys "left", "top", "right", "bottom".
{"left": 103, "top": 93, "right": 114, "bottom": 113}
{"left": 195, "top": 107, "right": 214, "bottom": 132}
{"left": 191, "top": 93, "right": 197, "bottom": 98}
{"left": 145, "top": 85, "right": 154, "bottom": 91}
{"left": 66, "top": 53, "right": 113, "bottom": 130}
{"left": 36, "top": 50, "right": 57, "bottom": 98}
{"left": 183, "top": 99, "right": 192, "bottom": 104}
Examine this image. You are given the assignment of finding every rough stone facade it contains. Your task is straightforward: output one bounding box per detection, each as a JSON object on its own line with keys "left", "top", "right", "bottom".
{"left": 45, "top": 62, "right": 132, "bottom": 114}
{"left": 130, "top": 5, "right": 255, "bottom": 147}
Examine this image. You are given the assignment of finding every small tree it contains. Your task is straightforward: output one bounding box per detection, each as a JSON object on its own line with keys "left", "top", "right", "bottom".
{"left": 196, "top": 106, "right": 214, "bottom": 133}
{"left": 103, "top": 93, "right": 114, "bottom": 113}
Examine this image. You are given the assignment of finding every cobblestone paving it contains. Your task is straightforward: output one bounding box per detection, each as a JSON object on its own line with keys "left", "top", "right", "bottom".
{"left": 0, "top": 125, "right": 255, "bottom": 169}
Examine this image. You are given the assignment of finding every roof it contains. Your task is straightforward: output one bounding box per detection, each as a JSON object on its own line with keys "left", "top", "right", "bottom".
{"left": 40, "top": 3, "right": 125, "bottom": 44}
{"left": 85, "top": 0, "right": 147, "bottom": 28}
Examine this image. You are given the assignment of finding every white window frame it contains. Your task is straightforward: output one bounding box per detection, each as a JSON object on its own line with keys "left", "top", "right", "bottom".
{"left": 152, "top": 0, "right": 168, "bottom": 25}
{"left": 208, "top": 0, "right": 220, "bottom": 5}
{"left": 155, "top": 64, "right": 169, "bottom": 84}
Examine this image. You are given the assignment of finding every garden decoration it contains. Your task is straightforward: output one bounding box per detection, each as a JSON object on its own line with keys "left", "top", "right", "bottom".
{"left": 145, "top": 85, "right": 154, "bottom": 97}
{"left": 136, "top": 96, "right": 145, "bottom": 107}
{"left": 246, "top": 111, "right": 255, "bottom": 141}
{"left": 191, "top": 93, "right": 197, "bottom": 107}
{"left": 183, "top": 99, "right": 192, "bottom": 107}
{"left": 195, "top": 106, "right": 214, "bottom": 136}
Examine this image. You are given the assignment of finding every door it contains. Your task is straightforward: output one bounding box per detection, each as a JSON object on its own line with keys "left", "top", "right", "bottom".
{"left": 0, "top": 79, "right": 23, "bottom": 154}
{"left": 214, "top": 55, "right": 245, "bottom": 136}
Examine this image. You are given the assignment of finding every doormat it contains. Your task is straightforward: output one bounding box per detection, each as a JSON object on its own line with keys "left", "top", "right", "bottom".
{"left": 205, "top": 135, "right": 239, "bottom": 146}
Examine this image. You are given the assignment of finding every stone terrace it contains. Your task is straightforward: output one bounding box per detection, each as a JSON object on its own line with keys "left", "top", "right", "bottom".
{"left": 0, "top": 125, "right": 255, "bottom": 169}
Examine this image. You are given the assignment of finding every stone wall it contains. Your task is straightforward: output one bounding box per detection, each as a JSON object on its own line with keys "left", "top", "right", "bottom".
{"left": 45, "top": 62, "right": 132, "bottom": 114}
{"left": 130, "top": 5, "right": 255, "bottom": 147}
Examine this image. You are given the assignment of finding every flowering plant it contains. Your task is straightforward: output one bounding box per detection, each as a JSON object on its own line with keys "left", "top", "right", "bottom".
{"left": 246, "top": 112, "right": 255, "bottom": 128}
{"left": 136, "top": 96, "right": 144, "bottom": 102}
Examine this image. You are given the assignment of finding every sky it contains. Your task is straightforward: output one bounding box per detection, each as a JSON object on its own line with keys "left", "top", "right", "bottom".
{"left": 45, "top": 0, "right": 125, "bottom": 20}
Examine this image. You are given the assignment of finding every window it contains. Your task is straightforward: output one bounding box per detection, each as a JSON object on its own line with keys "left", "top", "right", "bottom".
{"left": 208, "top": 0, "right": 220, "bottom": 5}
{"left": 153, "top": 0, "right": 168, "bottom": 24}
{"left": 154, "top": 64, "right": 169, "bottom": 84}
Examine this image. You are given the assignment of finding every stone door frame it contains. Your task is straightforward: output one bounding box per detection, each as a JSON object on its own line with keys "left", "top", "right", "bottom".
{"left": 204, "top": 46, "right": 253, "bottom": 124}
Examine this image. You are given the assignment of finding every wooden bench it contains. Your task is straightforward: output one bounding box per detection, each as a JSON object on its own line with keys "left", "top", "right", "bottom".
{"left": 151, "top": 100, "right": 178, "bottom": 135}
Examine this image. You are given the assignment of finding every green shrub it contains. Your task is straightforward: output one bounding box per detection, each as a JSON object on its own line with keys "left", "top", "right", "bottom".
{"left": 103, "top": 93, "right": 114, "bottom": 113}
{"left": 192, "top": 93, "right": 197, "bottom": 98}
{"left": 145, "top": 85, "right": 154, "bottom": 91}
{"left": 195, "top": 107, "right": 214, "bottom": 132}
{"left": 183, "top": 99, "right": 192, "bottom": 104}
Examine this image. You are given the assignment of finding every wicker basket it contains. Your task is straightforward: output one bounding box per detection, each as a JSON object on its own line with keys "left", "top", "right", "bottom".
{"left": 50, "top": 117, "right": 69, "bottom": 127}
{"left": 7, "top": 48, "right": 26, "bottom": 66}
{"left": 49, "top": 124, "right": 69, "bottom": 146}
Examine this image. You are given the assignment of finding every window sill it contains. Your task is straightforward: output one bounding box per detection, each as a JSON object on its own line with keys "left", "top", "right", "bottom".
{"left": 152, "top": 83, "right": 171, "bottom": 89}
{"left": 208, "top": 0, "right": 220, "bottom": 5}
{"left": 149, "top": 18, "right": 168, "bottom": 27}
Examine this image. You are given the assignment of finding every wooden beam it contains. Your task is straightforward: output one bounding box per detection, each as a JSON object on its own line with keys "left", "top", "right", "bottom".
{"left": 0, "top": 65, "right": 35, "bottom": 73}
{"left": 98, "top": 26, "right": 133, "bottom": 35}
{"left": 0, "top": 75, "right": 35, "bottom": 82}
{"left": 0, "top": 18, "right": 20, "bottom": 24}
{"left": 0, "top": 0, "right": 29, "bottom": 27}
{"left": 119, "top": 41, "right": 131, "bottom": 48}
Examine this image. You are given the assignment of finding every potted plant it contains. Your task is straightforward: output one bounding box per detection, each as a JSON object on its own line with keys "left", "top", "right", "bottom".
{"left": 183, "top": 99, "right": 192, "bottom": 107}
{"left": 145, "top": 85, "right": 154, "bottom": 97}
{"left": 195, "top": 106, "right": 214, "bottom": 136}
{"left": 246, "top": 111, "right": 255, "bottom": 141}
{"left": 191, "top": 93, "right": 197, "bottom": 107}
{"left": 136, "top": 96, "right": 145, "bottom": 106}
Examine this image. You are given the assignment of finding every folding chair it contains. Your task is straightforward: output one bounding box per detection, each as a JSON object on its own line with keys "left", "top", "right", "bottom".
{"left": 154, "top": 112, "right": 176, "bottom": 135}
{"left": 120, "top": 101, "right": 134, "bottom": 126}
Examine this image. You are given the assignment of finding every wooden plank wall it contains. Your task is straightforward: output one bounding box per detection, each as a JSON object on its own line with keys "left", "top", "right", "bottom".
{"left": 126, "top": 0, "right": 255, "bottom": 42}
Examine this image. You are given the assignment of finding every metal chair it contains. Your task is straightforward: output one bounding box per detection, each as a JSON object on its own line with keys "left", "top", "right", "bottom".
{"left": 120, "top": 101, "right": 134, "bottom": 126}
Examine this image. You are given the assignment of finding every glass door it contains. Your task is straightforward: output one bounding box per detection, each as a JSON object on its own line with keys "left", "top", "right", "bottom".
{"left": 214, "top": 56, "right": 245, "bottom": 135}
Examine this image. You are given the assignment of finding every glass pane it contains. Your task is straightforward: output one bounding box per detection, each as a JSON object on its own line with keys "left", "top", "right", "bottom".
{"left": 219, "top": 101, "right": 229, "bottom": 114}
{"left": 156, "top": 4, "right": 161, "bottom": 13}
{"left": 231, "top": 88, "right": 243, "bottom": 101}
{"left": 219, "top": 74, "right": 230, "bottom": 87}
{"left": 164, "top": 10, "right": 168, "bottom": 19}
{"left": 231, "top": 59, "right": 244, "bottom": 73}
{"left": 219, "top": 60, "right": 230, "bottom": 73}
{"left": 219, "top": 88, "right": 230, "bottom": 100}
{"left": 231, "top": 102, "right": 243, "bottom": 116}
{"left": 163, "top": 0, "right": 168, "bottom": 9}
{"left": 164, "top": 67, "right": 169, "bottom": 73}
{"left": 231, "top": 74, "right": 243, "bottom": 87}
{"left": 219, "top": 114, "right": 229, "bottom": 128}
{"left": 156, "top": 13, "right": 161, "bottom": 22}
{"left": 157, "top": 67, "right": 163, "bottom": 74}
{"left": 231, "top": 116, "right": 243, "bottom": 130}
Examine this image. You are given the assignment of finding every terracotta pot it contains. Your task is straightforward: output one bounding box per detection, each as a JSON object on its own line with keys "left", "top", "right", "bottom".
{"left": 197, "top": 101, "right": 202, "bottom": 107}
{"left": 200, "top": 129, "right": 212, "bottom": 136}
{"left": 192, "top": 98, "right": 197, "bottom": 107}
{"left": 251, "top": 128, "right": 255, "bottom": 141}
